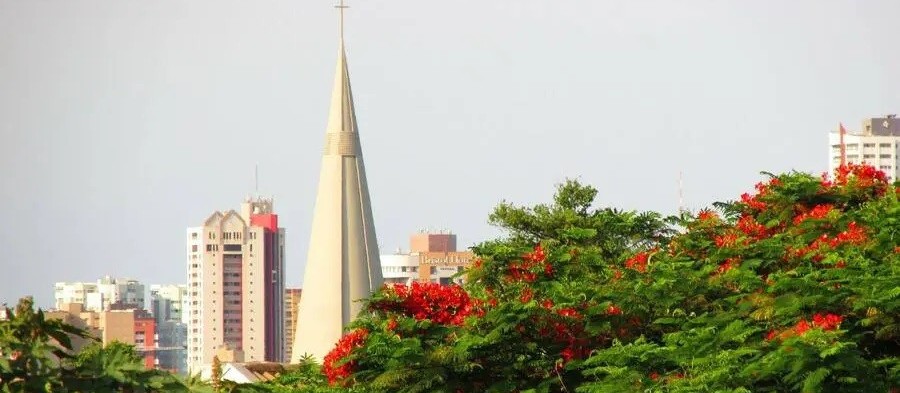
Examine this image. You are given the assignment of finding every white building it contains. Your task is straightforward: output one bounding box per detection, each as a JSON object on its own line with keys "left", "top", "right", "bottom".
{"left": 186, "top": 197, "right": 285, "bottom": 374}
{"left": 97, "top": 276, "right": 145, "bottom": 310}
{"left": 829, "top": 115, "right": 900, "bottom": 182}
{"left": 150, "top": 284, "right": 188, "bottom": 324}
{"left": 54, "top": 276, "right": 145, "bottom": 312}
{"left": 380, "top": 251, "right": 419, "bottom": 285}
{"left": 54, "top": 282, "right": 98, "bottom": 310}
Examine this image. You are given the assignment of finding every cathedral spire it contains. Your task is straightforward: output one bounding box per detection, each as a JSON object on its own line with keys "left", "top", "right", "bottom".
{"left": 291, "top": 1, "right": 383, "bottom": 362}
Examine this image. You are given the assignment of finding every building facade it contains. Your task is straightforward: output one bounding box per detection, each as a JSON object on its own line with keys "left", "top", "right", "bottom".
{"left": 150, "top": 284, "right": 188, "bottom": 374}
{"left": 150, "top": 284, "right": 188, "bottom": 324}
{"left": 186, "top": 197, "right": 285, "bottom": 373}
{"left": 46, "top": 303, "right": 156, "bottom": 368}
{"left": 283, "top": 288, "right": 302, "bottom": 361}
{"left": 381, "top": 231, "right": 474, "bottom": 286}
{"left": 829, "top": 115, "right": 900, "bottom": 182}
{"left": 54, "top": 277, "right": 145, "bottom": 312}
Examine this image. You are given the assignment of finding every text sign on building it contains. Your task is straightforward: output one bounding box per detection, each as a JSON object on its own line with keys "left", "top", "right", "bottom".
{"left": 418, "top": 252, "right": 475, "bottom": 267}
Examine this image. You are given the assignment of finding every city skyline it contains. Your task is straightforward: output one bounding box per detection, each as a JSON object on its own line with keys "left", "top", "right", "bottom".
{"left": 3, "top": 0, "right": 900, "bottom": 307}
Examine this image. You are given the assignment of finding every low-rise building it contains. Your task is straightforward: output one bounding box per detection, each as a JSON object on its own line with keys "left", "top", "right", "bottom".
{"left": 381, "top": 231, "right": 475, "bottom": 286}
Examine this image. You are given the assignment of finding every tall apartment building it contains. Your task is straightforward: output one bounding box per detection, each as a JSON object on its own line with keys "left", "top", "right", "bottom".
{"left": 186, "top": 197, "right": 285, "bottom": 373}
{"left": 150, "top": 284, "right": 188, "bottom": 374}
{"left": 382, "top": 231, "right": 474, "bottom": 286}
{"left": 150, "top": 284, "right": 188, "bottom": 324}
{"left": 283, "top": 288, "right": 302, "bottom": 362}
{"left": 829, "top": 115, "right": 900, "bottom": 182}
{"left": 54, "top": 276, "right": 145, "bottom": 312}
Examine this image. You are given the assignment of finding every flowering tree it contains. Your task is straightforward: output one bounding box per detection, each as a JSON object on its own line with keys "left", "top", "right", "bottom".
{"left": 323, "top": 165, "right": 899, "bottom": 392}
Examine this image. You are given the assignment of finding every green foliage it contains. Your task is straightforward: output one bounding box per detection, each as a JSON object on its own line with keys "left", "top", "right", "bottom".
{"left": 0, "top": 298, "right": 189, "bottom": 393}
{"left": 332, "top": 169, "right": 899, "bottom": 392}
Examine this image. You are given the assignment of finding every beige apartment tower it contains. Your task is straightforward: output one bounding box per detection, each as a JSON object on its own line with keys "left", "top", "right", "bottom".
{"left": 291, "top": 22, "right": 383, "bottom": 362}
{"left": 186, "top": 197, "right": 285, "bottom": 373}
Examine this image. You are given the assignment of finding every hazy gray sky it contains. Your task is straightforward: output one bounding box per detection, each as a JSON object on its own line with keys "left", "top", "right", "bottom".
{"left": 1, "top": 0, "right": 898, "bottom": 307}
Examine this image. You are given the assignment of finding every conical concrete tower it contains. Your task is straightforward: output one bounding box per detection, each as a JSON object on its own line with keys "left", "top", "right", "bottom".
{"left": 291, "top": 6, "right": 383, "bottom": 363}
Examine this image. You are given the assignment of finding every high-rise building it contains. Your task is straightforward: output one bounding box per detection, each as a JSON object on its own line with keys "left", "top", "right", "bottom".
{"left": 829, "top": 115, "right": 900, "bottom": 182}
{"left": 283, "top": 288, "right": 302, "bottom": 361}
{"left": 150, "top": 284, "right": 188, "bottom": 324}
{"left": 291, "top": 13, "right": 384, "bottom": 362}
{"left": 382, "top": 231, "right": 474, "bottom": 286}
{"left": 150, "top": 284, "right": 188, "bottom": 374}
{"left": 54, "top": 276, "right": 145, "bottom": 312}
{"left": 186, "top": 197, "right": 285, "bottom": 373}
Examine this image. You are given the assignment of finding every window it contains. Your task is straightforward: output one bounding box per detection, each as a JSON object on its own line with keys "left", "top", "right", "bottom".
{"left": 224, "top": 244, "right": 242, "bottom": 252}
{"left": 881, "top": 154, "right": 892, "bottom": 158}
{"left": 206, "top": 245, "right": 213, "bottom": 252}
{"left": 846, "top": 144, "right": 858, "bottom": 151}
{"left": 864, "top": 143, "right": 876, "bottom": 148}
{"left": 864, "top": 154, "right": 875, "bottom": 159}
{"left": 880, "top": 143, "right": 892, "bottom": 148}
{"left": 192, "top": 245, "right": 198, "bottom": 252}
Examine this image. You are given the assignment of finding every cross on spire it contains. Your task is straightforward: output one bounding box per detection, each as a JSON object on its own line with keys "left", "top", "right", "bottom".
{"left": 335, "top": 0, "right": 349, "bottom": 44}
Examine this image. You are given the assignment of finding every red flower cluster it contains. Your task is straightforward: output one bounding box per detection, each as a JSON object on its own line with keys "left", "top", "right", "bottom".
{"left": 790, "top": 222, "right": 868, "bottom": 261}
{"left": 832, "top": 163, "right": 889, "bottom": 188}
{"left": 765, "top": 313, "right": 843, "bottom": 341}
{"left": 740, "top": 178, "right": 781, "bottom": 211}
{"left": 793, "top": 204, "right": 835, "bottom": 225}
{"left": 323, "top": 328, "right": 369, "bottom": 385}
{"left": 736, "top": 215, "right": 768, "bottom": 239}
{"left": 715, "top": 257, "right": 741, "bottom": 275}
{"left": 624, "top": 251, "right": 650, "bottom": 272}
{"left": 697, "top": 210, "right": 719, "bottom": 222}
{"left": 714, "top": 232, "right": 745, "bottom": 248}
{"left": 507, "top": 245, "right": 550, "bottom": 282}
{"left": 606, "top": 304, "right": 622, "bottom": 315}
{"left": 373, "top": 282, "right": 472, "bottom": 325}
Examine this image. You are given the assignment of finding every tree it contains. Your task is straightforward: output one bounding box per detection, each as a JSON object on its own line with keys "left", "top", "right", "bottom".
{"left": 325, "top": 164, "right": 899, "bottom": 392}
{"left": 0, "top": 297, "right": 90, "bottom": 392}
{"left": 61, "top": 341, "right": 186, "bottom": 392}
{"left": 0, "top": 298, "right": 189, "bottom": 392}
{"left": 211, "top": 356, "right": 223, "bottom": 393}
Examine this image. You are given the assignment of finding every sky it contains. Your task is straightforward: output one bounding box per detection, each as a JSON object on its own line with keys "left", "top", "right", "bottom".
{"left": 1, "top": 0, "right": 898, "bottom": 308}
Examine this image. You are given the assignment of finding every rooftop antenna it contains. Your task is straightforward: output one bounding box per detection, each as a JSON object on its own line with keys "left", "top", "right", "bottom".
{"left": 678, "top": 170, "right": 685, "bottom": 213}
{"left": 254, "top": 163, "right": 259, "bottom": 195}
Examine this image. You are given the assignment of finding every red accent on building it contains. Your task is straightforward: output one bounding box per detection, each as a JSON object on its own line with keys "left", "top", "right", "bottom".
{"left": 250, "top": 214, "right": 278, "bottom": 232}
{"left": 251, "top": 213, "right": 282, "bottom": 362}
{"left": 134, "top": 311, "right": 157, "bottom": 369}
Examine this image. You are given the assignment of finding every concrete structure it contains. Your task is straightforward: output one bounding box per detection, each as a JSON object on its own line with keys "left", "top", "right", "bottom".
{"left": 54, "top": 277, "right": 145, "bottom": 312}
{"left": 382, "top": 232, "right": 474, "bottom": 286}
{"left": 186, "top": 197, "right": 286, "bottom": 374}
{"left": 101, "top": 308, "right": 157, "bottom": 368}
{"left": 291, "top": 13, "right": 383, "bottom": 362}
{"left": 829, "top": 115, "right": 900, "bottom": 182}
{"left": 283, "top": 288, "right": 302, "bottom": 362}
{"left": 150, "top": 284, "right": 188, "bottom": 324}
{"left": 150, "top": 284, "right": 188, "bottom": 374}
